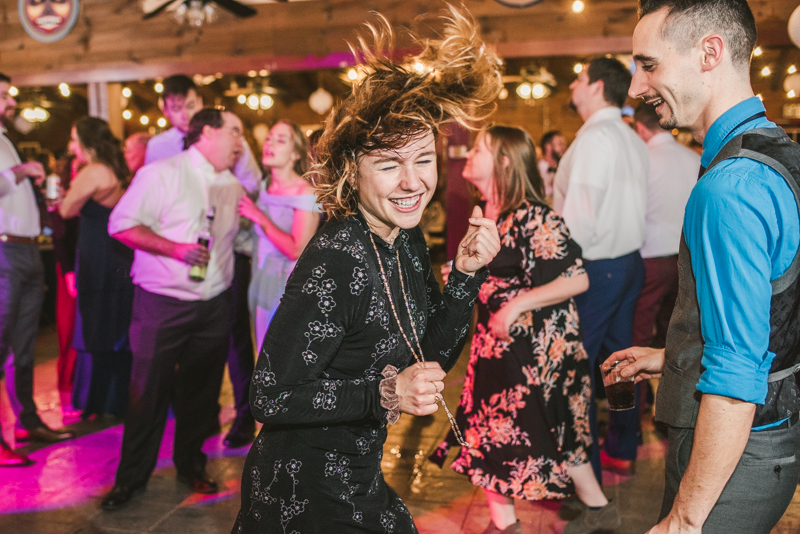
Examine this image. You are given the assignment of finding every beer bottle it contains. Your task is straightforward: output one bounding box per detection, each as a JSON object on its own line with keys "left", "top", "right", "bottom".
{"left": 189, "top": 207, "right": 215, "bottom": 281}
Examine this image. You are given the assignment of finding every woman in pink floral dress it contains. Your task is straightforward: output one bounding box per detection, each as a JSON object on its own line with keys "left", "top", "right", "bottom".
{"left": 433, "top": 125, "right": 618, "bottom": 534}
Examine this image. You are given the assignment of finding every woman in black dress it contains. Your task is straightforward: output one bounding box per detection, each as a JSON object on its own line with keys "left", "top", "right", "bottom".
{"left": 232, "top": 8, "right": 502, "bottom": 534}
{"left": 59, "top": 117, "right": 134, "bottom": 418}
{"left": 434, "top": 126, "right": 619, "bottom": 534}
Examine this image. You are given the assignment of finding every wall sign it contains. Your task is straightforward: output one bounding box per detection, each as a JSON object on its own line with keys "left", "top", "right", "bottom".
{"left": 19, "top": 0, "right": 79, "bottom": 43}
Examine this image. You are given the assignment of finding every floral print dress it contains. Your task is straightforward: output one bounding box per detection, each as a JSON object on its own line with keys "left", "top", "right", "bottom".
{"left": 232, "top": 214, "right": 486, "bottom": 533}
{"left": 436, "top": 200, "right": 592, "bottom": 500}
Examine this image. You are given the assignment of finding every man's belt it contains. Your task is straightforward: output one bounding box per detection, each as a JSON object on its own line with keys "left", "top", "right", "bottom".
{"left": 0, "top": 234, "right": 38, "bottom": 244}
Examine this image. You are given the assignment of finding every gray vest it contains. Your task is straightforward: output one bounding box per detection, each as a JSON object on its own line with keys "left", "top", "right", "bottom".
{"left": 656, "top": 127, "right": 800, "bottom": 428}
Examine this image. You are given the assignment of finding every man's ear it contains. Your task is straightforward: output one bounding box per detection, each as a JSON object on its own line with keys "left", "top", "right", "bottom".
{"left": 200, "top": 124, "right": 214, "bottom": 142}
{"left": 700, "top": 34, "right": 725, "bottom": 73}
{"left": 592, "top": 79, "right": 606, "bottom": 101}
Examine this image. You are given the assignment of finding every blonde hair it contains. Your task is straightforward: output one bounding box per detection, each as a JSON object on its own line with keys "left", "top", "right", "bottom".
{"left": 483, "top": 124, "right": 544, "bottom": 215}
{"left": 310, "top": 5, "right": 503, "bottom": 219}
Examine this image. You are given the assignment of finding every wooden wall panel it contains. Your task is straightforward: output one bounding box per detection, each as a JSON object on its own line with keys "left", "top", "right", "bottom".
{"left": 0, "top": 0, "right": 796, "bottom": 85}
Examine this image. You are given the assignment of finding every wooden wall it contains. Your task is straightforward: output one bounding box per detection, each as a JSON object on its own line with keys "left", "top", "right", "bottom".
{"left": 1, "top": 0, "right": 796, "bottom": 85}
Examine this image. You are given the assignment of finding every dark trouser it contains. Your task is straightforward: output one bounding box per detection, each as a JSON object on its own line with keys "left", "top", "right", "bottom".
{"left": 631, "top": 255, "right": 679, "bottom": 349}
{"left": 661, "top": 420, "right": 800, "bottom": 533}
{"left": 227, "top": 252, "right": 255, "bottom": 427}
{"left": 574, "top": 251, "right": 645, "bottom": 481}
{"left": 115, "top": 286, "right": 231, "bottom": 488}
{"left": 0, "top": 242, "right": 45, "bottom": 430}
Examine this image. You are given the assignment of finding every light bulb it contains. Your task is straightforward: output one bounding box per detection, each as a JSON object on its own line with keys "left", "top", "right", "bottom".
{"left": 753, "top": 47, "right": 763, "bottom": 57}
{"left": 574, "top": 63, "right": 583, "bottom": 74}
{"left": 789, "top": 65, "right": 797, "bottom": 74}
{"left": 140, "top": 116, "right": 149, "bottom": 125}
{"left": 237, "top": 94, "right": 247, "bottom": 104}
{"left": 789, "top": 90, "right": 797, "bottom": 98}
{"left": 761, "top": 66, "right": 771, "bottom": 76}
{"left": 516, "top": 83, "right": 532, "bottom": 99}
{"left": 572, "top": 0, "right": 585, "bottom": 14}
{"left": 347, "top": 68, "right": 358, "bottom": 81}
{"left": 59, "top": 83, "right": 70, "bottom": 97}
{"left": 154, "top": 82, "right": 163, "bottom": 93}
{"left": 8, "top": 86, "right": 18, "bottom": 96}
{"left": 756, "top": 94, "right": 763, "bottom": 101}
{"left": 157, "top": 117, "right": 167, "bottom": 127}
{"left": 122, "top": 110, "right": 132, "bottom": 120}
{"left": 531, "top": 83, "right": 547, "bottom": 99}
{"left": 122, "top": 87, "right": 132, "bottom": 98}
{"left": 498, "top": 87, "right": 508, "bottom": 100}
{"left": 260, "top": 94, "right": 274, "bottom": 110}
{"left": 246, "top": 94, "right": 260, "bottom": 110}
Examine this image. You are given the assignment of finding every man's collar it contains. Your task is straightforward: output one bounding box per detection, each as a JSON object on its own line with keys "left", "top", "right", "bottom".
{"left": 647, "top": 131, "right": 674, "bottom": 147}
{"left": 187, "top": 145, "right": 216, "bottom": 173}
{"left": 701, "top": 97, "right": 766, "bottom": 168}
{"left": 577, "top": 106, "right": 622, "bottom": 135}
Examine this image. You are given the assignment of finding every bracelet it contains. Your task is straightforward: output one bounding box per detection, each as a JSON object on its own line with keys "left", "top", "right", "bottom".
{"left": 379, "top": 364, "right": 400, "bottom": 425}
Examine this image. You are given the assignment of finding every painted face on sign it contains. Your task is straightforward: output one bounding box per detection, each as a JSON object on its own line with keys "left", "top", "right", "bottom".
{"left": 25, "top": 0, "right": 73, "bottom": 33}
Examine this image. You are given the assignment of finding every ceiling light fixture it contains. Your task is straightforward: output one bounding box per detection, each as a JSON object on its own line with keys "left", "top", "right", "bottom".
{"left": 173, "top": 0, "right": 216, "bottom": 27}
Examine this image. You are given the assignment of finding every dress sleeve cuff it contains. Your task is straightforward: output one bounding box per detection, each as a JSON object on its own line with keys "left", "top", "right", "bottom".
{"left": 697, "top": 343, "right": 774, "bottom": 404}
{"left": 379, "top": 364, "right": 400, "bottom": 425}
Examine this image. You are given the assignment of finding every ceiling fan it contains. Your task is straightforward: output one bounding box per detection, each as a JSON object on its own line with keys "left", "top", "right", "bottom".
{"left": 142, "top": 0, "right": 258, "bottom": 20}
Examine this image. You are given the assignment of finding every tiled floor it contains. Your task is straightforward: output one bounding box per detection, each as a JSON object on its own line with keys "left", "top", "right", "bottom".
{"left": 1, "top": 326, "right": 798, "bottom": 533}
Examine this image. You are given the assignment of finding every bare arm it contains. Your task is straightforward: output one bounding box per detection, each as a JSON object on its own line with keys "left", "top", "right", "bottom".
{"left": 59, "top": 164, "right": 109, "bottom": 219}
{"left": 649, "top": 395, "right": 755, "bottom": 534}
{"left": 238, "top": 195, "right": 318, "bottom": 261}
{"left": 488, "top": 271, "right": 589, "bottom": 339}
{"left": 112, "top": 224, "right": 209, "bottom": 266}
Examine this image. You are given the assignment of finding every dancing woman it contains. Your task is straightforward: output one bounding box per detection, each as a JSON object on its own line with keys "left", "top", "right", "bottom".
{"left": 232, "top": 7, "right": 502, "bottom": 533}
{"left": 435, "top": 125, "right": 619, "bottom": 534}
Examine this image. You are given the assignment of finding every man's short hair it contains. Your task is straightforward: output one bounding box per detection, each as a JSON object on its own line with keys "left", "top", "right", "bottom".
{"left": 639, "top": 0, "right": 756, "bottom": 71}
{"left": 184, "top": 108, "right": 224, "bottom": 148}
{"left": 540, "top": 130, "right": 562, "bottom": 150}
{"left": 162, "top": 74, "right": 197, "bottom": 100}
{"left": 0, "top": 72, "right": 11, "bottom": 84}
{"left": 633, "top": 103, "right": 663, "bottom": 132}
{"left": 587, "top": 57, "right": 632, "bottom": 108}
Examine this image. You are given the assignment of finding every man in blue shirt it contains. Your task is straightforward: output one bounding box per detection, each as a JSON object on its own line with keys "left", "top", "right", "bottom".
{"left": 606, "top": 1, "right": 800, "bottom": 533}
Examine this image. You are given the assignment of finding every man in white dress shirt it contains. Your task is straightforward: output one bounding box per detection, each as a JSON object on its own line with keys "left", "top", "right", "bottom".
{"left": 553, "top": 57, "right": 649, "bottom": 482}
{"left": 103, "top": 108, "right": 245, "bottom": 509}
{"left": 537, "top": 130, "right": 566, "bottom": 201}
{"left": 631, "top": 104, "right": 699, "bottom": 352}
{"left": 0, "top": 73, "right": 75, "bottom": 464}
{"left": 146, "top": 75, "right": 261, "bottom": 449}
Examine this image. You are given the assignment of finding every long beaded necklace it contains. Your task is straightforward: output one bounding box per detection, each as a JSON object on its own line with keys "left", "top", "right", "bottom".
{"left": 368, "top": 232, "right": 469, "bottom": 448}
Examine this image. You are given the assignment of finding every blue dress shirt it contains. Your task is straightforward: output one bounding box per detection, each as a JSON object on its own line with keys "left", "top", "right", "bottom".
{"left": 684, "top": 97, "right": 800, "bottom": 428}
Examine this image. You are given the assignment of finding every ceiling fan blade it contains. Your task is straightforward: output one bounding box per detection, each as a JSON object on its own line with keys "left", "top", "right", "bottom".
{"left": 142, "top": 0, "right": 179, "bottom": 20}
{"left": 213, "top": 0, "right": 258, "bottom": 18}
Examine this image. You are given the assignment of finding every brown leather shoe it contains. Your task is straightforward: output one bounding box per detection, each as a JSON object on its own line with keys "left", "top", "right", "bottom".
{"left": 15, "top": 425, "right": 76, "bottom": 443}
{"left": 0, "top": 443, "right": 34, "bottom": 467}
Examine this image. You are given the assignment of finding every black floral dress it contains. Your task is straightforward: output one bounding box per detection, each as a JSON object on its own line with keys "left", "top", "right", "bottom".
{"left": 232, "top": 214, "right": 486, "bottom": 533}
{"left": 434, "top": 200, "right": 592, "bottom": 500}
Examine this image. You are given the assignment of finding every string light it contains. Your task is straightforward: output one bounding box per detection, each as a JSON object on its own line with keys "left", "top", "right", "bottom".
{"left": 347, "top": 68, "right": 358, "bottom": 81}
{"left": 154, "top": 82, "right": 163, "bottom": 93}
{"left": 259, "top": 69, "right": 268, "bottom": 76}
{"left": 259, "top": 94, "right": 274, "bottom": 109}
{"left": 789, "top": 90, "right": 797, "bottom": 98}
{"left": 122, "top": 87, "right": 132, "bottom": 98}
{"left": 756, "top": 94, "right": 763, "bottom": 101}
{"left": 789, "top": 65, "right": 797, "bottom": 74}
{"left": 140, "top": 116, "right": 149, "bottom": 125}
{"left": 58, "top": 83, "right": 70, "bottom": 97}
{"left": 157, "top": 117, "right": 167, "bottom": 127}
{"left": 761, "top": 66, "right": 771, "bottom": 76}
{"left": 753, "top": 46, "right": 763, "bottom": 57}
{"left": 516, "top": 83, "right": 532, "bottom": 99}
{"left": 8, "top": 86, "right": 18, "bottom": 96}
{"left": 574, "top": 63, "right": 583, "bottom": 74}
{"left": 122, "top": 110, "right": 132, "bottom": 120}
{"left": 531, "top": 83, "right": 548, "bottom": 99}
{"left": 572, "top": 0, "right": 585, "bottom": 13}
{"left": 247, "top": 70, "right": 257, "bottom": 77}
{"left": 237, "top": 94, "right": 246, "bottom": 104}
{"left": 246, "top": 94, "right": 259, "bottom": 110}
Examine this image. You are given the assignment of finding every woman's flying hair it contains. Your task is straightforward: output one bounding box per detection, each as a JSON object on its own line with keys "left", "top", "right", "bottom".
{"left": 312, "top": 5, "right": 503, "bottom": 219}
